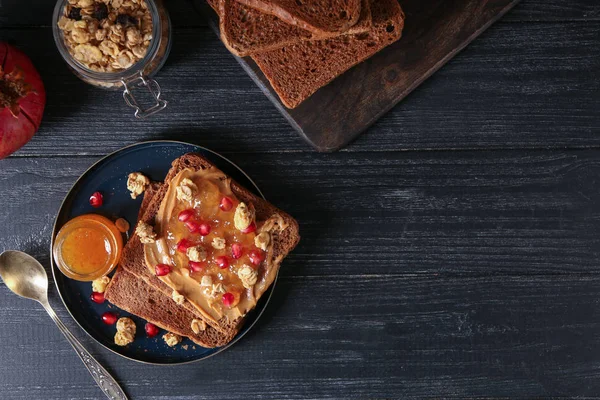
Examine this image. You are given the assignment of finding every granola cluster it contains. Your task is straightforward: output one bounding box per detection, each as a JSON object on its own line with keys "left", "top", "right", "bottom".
{"left": 114, "top": 317, "right": 136, "bottom": 346}
{"left": 57, "top": 0, "right": 153, "bottom": 72}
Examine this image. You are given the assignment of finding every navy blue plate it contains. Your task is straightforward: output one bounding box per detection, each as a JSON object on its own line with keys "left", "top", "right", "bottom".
{"left": 51, "top": 141, "right": 272, "bottom": 364}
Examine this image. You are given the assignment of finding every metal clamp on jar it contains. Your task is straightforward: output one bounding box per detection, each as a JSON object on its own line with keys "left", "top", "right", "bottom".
{"left": 52, "top": 0, "right": 171, "bottom": 118}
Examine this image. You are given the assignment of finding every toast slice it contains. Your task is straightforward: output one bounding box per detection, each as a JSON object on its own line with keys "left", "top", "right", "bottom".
{"left": 108, "top": 183, "right": 237, "bottom": 346}
{"left": 116, "top": 153, "right": 300, "bottom": 343}
{"left": 219, "top": 0, "right": 372, "bottom": 57}
{"left": 235, "top": 0, "right": 362, "bottom": 35}
{"left": 106, "top": 270, "right": 237, "bottom": 347}
{"left": 113, "top": 182, "right": 220, "bottom": 330}
{"left": 105, "top": 184, "right": 237, "bottom": 347}
{"left": 113, "top": 206, "right": 222, "bottom": 332}
{"left": 251, "top": 0, "right": 404, "bottom": 109}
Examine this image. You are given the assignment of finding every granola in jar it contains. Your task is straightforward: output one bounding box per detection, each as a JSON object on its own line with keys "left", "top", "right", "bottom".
{"left": 53, "top": 0, "right": 171, "bottom": 116}
{"left": 57, "top": 0, "right": 153, "bottom": 73}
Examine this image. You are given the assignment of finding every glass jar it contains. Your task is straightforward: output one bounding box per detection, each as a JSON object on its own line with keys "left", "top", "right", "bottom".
{"left": 52, "top": 0, "right": 172, "bottom": 118}
{"left": 53, "top": 214, "right": 123, "bottom": 281}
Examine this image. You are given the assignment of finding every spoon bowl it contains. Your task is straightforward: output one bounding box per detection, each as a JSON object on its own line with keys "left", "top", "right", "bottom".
{"left": 0, "top": 251, "right": 49, "bottom": 303}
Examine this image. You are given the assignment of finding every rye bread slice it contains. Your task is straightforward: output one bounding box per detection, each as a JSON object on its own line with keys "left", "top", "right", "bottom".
{"left": 251, "top": 0, "right": 404, "bottom": 109}
{"left": 105, "top": 270, "right": 237, "bottom": 347}
{"left": 219, "top": 0, "right": 372, "bottom": 57}
{"left": 104, "top": 184, "right": 237, "bottom": 347}
{"left": 119, "top": 153, "right": 300, "bottom": 341}
{"left": 235, "top": 0, "right": 362, "bottom": 35}
{"left": 116, "top": 214, "right": 220, "bottom": 331}
{"left": 121, "top": 182, "right": 217, "bottom": 329}
{"left": 206, "top": 0, "right": 218, "bottom": 11}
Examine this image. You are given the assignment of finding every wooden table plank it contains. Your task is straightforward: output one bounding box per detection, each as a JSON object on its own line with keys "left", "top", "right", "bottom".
{"left": 1, "top": 20, "right": 597, "bottom": 155}
{"left": 3, "top": 150, "right": 600, "bottom": 277}
{"left": 2, "top": 274, "right": 600, "bottom": 398}
{"left": 0, "top": 0, "right": 207, "bottom": 28}
{"left": 1, "top": 0, "right": 600, "bottom": 398}
{"left": 506, "top": 0, "right": 600, "bottom": 21}
{"left": 1, "top": 0, "right": 598, "bottom": 27}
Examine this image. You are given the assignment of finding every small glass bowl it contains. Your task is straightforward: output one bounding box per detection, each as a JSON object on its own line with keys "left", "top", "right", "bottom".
{"left": 53, "top": 214, "right": 123, "bottom": 281}
{"left": 52, "top": 0, "right": 172, "bottom": 118}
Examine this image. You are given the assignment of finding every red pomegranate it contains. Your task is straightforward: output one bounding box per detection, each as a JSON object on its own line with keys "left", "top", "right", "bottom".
{"left": 219, "top": 197, "right": 233, "bottom": 212}
{"left": 215, "top": 255, "right": 229, "bottom": 269}
{"left": 241, "top": 222, "right": 256, "bottom": 234}
{"left": 222, "top": 292, "right": 234, "bottom": 307}
{"left": 145, "top": 322, "right": 160, "bottom": 338}
{"left": 176, "top": 238, "right": 194, "bottom": 253}
{"left": 178, "top": 209, "right": 195, "bottom": 222}
{"left": 155, "top": 263, "right": 171, "bottom": 276}
{"left": 90, "top": 292, "right": 105, "bottom": 304}
{"left": 231, "top": 243, "right": 243, "bottom": 259}
{"left": 0, "top": 43, "right": 45, "bottom": 159}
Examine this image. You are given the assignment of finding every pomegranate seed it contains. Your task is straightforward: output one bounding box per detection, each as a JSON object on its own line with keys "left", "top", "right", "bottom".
{"left": 241, "top": 221, "right": 256, "bottom": 234}
{"left": 231, "top": 243, "right": 243, "bottom": 259}
{"left": 216, "top": 256, "right": 229, "bottom": 269}
{"left": 219, "top": 197, "right": 233, "bottom": 212}
{"left": 178, "top": 209, "right": 195, "bottom": 222}
{"left": 222, "top": 292, "right": 235, "bottom": 307}
{"left": 101, "top": 312, "right": 117, "bottom": 325}
{"left": 249, "top": 249, "right": 264, "bottom": 266}
{"left": 185, "top": 220, "right": 201, "bottom": 233}
{"left": 145, "top": 322, "right": 160, "bottom": 338}
{"left": 176, "top": 238, "right": 194, "bottom": 253}
{"left": 90, "top": 292, "right": 105, "bottom": 304}
{"left": 89, "top": 191, "right": 103, "bottom": 208}
{"left": 198, "top": 222, "right": 211, "bottom": 236}
{"left": 155, "top": 263, "right": 171, "bottom": 276}
{"left": 189, "top": 261, "right": 205, "bottom": 272}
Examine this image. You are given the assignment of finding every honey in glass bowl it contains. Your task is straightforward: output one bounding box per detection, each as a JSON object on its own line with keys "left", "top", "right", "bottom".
{"left": 53, "top": 214, "right": 123, "bottom": 281}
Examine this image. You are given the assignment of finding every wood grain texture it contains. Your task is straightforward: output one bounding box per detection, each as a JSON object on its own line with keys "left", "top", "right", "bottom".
{"left": 3, "top": 151, "right": 600, "bottom": 279}
{"left": 3, "top": 272, "right": 600, "bottom": 398}
{"left": 0, "top": 0, "right": 204, "bottom": 28}
{"left": 1, "top": 0, "right": 600, "bottom": 398}
{"left": 1, "top": 20, "right": 598, "bottom": 155}
{"left": 1, "top": 0, "right": 599, "bottom": 27}
{"left": 200, "top": 0, "right": 522, "bottom": 151}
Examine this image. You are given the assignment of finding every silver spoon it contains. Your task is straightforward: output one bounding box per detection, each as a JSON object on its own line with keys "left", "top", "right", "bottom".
{"left": 0, "top": 250, "right": 128, "bottom": 400}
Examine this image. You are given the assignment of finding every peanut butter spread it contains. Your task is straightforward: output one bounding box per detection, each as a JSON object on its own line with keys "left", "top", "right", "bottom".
{"left": 144, "top": 168, "right": 288, "bottom": 323}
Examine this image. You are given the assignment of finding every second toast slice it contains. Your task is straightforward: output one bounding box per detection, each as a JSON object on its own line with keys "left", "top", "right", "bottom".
{"left": 251, "top": 0, "right": 405, "bottom": 108}
{"left": 116, "top": 153, "right": 299, "bottom": 344}
{"left": 235, "top": 0, "right": 363, "bottom": 34}
{"left": 219, "top": 0, "right": 372, "bottom": 57}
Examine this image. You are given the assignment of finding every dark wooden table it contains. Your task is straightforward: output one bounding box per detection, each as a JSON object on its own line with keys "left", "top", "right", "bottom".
{"left": 1, "top": 1, "right": 600, "bottom": 398}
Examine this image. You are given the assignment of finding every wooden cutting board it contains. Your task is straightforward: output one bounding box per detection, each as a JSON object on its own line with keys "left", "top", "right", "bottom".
{"left": 194, "top": 0, "right": 521, "bottom": 152}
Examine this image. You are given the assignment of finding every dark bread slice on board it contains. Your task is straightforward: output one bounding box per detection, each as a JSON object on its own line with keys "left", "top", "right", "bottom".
{"left": 118, "top": 153, "right": 300, "bottom": 342}
{"left": 235, "top": 0, "right": 362, "bottom": 35}
{"left": 251, "top": 0, "right": 404, "bottom": 109}
{"left": 219, "top": 0, "right": 372, "bottom": 57}
{"left": 219, "top": 0, "right": 311, "bottom": 57}
{"left": 105, "top": 184, "right": 237, "bottom": 347}
{"left": 206, "top": 0, "right": 218, "bottom": 11}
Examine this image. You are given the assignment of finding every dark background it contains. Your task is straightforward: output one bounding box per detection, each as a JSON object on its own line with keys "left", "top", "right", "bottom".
{"left": 1, "top": 0, "right": 600, "bottom": 398}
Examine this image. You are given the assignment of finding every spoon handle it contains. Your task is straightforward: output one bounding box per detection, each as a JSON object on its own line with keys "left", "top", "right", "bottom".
{"left": 42, "top": 303, "right": 129, "bottom": 400}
